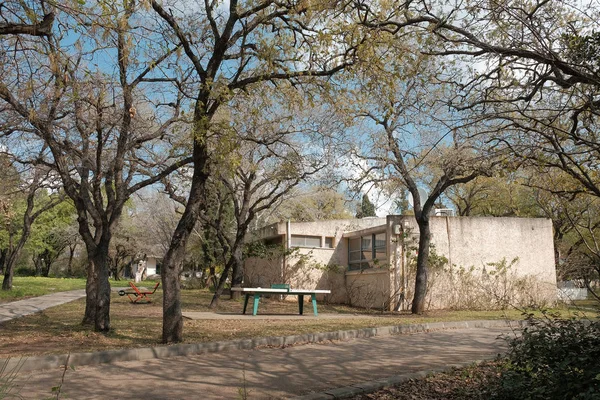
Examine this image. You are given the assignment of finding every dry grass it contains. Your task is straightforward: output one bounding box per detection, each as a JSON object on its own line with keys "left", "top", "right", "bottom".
{"left": 352, "top": 361, "right": 504, "bottom": 400}
{"left": 0, "top": 288, "right": 531, "bottom": 358}
{"left": 571, "top": 297, "right": 600, "bottom": 310}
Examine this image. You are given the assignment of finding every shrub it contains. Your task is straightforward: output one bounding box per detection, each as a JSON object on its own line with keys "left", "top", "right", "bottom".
{"left": 14, "top": 265, "right": 35, "bottom": 276}
{"left": 495, "top": 312, "right": 600, "bottom": 399}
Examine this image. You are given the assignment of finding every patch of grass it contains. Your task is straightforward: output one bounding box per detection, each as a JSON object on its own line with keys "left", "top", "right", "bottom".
{"left": 570, "top": 297, "right": 600, "bottom": 310}
{"left": 0, "top": 288, "right": 548, "bottom": 359}
{"left": 0, "top": 277, "right": 89, "bottom": 303}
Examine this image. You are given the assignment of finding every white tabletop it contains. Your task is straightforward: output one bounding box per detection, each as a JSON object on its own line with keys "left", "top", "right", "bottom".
{"left": 231, "top": 287, "right": 330, "bottom": 294}
{"left": 289, "top": 289, "right": 331, "bottom": 294}
{"left": 230, "top": 287, "right": 288, "bottom": 293}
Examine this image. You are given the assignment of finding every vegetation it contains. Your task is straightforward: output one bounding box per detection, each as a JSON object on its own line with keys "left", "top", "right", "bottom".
{"left": 0, "top": 287, "right": 534, "bottom": 358}
{"left": 354, "top": 361, "right": 504, "bottom": 400}
{"left": 496, "top": 313, "right": 600, "bottom": 399}
{"left": 353, "top": 312, "right": 600, "bottom": 400}
{"left": 0, "top": 277, "right": 96, "bottom": 303}
{"left": 0, "top": 0, "right": 599, "bottom": 344}
{"left": 356, "top": 194, "right": 377, "bottom": 218}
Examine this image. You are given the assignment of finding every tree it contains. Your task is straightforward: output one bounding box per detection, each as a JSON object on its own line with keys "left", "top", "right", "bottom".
{"left": 555, "top": 194, "right": 600, "bottom": 301}
{"left": 356, "top": 0, "right": 600, "bottom": 201}
{"left": 0, "top": 162, "right": 64, "bottom": 289}
{"left": 208, "top": 89, "right": 337, "bottom": 305}
{"left": 0, "top": 152, "right": 20, "bottom": 275}
{"left": 0, "top": 2, "right": 190, "bottom": 331}
{"left": 0, "top": 1, "right": 54, "bottom": 37}
{"left": 269, "top": 186, "right": 354, "bottom": 223}
{"left": 28, "top": 199, "right": 77, "bottom": 277}
{"left": 356, "top": 194, "right": 376, "bottom": 218}
{"left": 150, "top": 0, "right": 367, "bottom": 342}
{"left": 333, "top": 33, "right": 500, "bottom": 313}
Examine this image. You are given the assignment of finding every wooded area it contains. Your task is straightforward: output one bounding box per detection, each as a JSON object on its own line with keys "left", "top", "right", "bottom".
{"left": 1, "top": 0, "right": 598, "bottom": 342}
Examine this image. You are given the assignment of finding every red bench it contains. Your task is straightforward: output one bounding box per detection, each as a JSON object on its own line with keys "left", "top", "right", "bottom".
{"left": 118, "top": 281, "right": 160, "bottom": 303}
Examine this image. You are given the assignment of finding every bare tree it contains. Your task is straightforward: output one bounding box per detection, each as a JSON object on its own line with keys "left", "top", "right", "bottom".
{"left": 0, "top": 2, "right": 190, "bottom": 331}
{"left": 355, "top": 0, "right": 600, "bottom": 198}
{"left": 334, "top": 36, "right": 499, "bottom": 313}
{"left": 0, "top": 159, "right": 64, "bottom": 290}
{"left": 0, "top": 1, "right": 54, "bottom": 37}
{"left": 151, "top": 0, "right": 367, "bottom": 342}
{"left": 207, "top": 90, "right": 337, "bottom": 306}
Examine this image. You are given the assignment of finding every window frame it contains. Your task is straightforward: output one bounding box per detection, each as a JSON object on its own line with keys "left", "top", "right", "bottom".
{"left": 348, "top": 232, "right": 387, "bottom": 271}
{"left": 324, "top": 236, "right": 335, "bottom": 248}
{"left": 290, "top": 235, "right": 322, "bottom": 248}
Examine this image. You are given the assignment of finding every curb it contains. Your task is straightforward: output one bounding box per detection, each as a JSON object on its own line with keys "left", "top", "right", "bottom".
{"left": 2, "top": 319, "right": 525, "bottom": 373}
{"left": 290, "top": 360, "right": 488, "bottom": 399}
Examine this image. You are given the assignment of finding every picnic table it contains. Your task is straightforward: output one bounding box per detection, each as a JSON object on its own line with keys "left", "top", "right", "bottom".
{"left": 231, "top": 286, "right": 331, "bottom": 316}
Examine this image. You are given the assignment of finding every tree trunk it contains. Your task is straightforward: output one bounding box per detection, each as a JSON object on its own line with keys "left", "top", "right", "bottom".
{"left": 2, "top": 248, "right": 22, "bottom": 290}
{"left": 67, "top": 244, "right": 76, "bottom": 277}
{"left": 2, "top": 267, "right": 13, "bottom": 290}
{"left": 230, "top": 246, "right": 244, "bottom": 300}
{"left": 42, "top": 257, "right": 52, "bottom": 277}
{"left": 0, "top": 248, "right": 6, "bottom": 275}
{"left": 82, "top": 256, "right": 97, "bottom": 325}
{"left": 2, "top": 229, "right": 30, "bottom": 290}
{"left": 162, "top": 147, "right": 209, "bottom": 343}
{"left": 553, "top": 227, "right": 563, "bottom": 272}
{"left": 210, "top": 262, "right": 232, "bottom": 308}
{"left": 207, "top": 266, "right": 218, "bottom": 291}
{"left": 411, "top": 218, "right": 431, "bottom": 314}
{"left": 81, "top": 238, "right": 112, "bottom": 332}
{"left": 94, "top": 243, "right": 111, "bottom": 332}
{"left": 162, "top": 240, "right": 186, "bottom": 343}
{"left": 110, "top": 256, "right": 120, "bottom": 281}
{"left": 34, "top": 255, "right": 43, "bottom": 276}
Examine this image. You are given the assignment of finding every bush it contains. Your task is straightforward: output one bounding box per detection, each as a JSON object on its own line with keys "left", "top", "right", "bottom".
{"left": 14, "top": 266, "right": 35, "bottom": 276}
{"left": 495, "top": 313, "right": 600, "bottom": 399}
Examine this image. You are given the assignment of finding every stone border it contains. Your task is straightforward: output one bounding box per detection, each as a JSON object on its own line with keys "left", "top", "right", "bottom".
{"left": 2, "top": 319, "right": 526, "bottom": 373}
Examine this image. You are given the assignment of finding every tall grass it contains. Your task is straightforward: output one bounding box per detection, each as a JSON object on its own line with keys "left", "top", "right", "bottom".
{"left": 0, "top": 358, "right": 25, "bottom": 400}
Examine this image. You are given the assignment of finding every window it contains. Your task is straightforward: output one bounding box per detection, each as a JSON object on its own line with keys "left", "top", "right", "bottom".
{"left": 324, "top": 237, "right": 335, "bottom": 248}
{"left": 374, "top": 233, "right": 386, "bottom": 262}
{"left": 290, "top": 235, "right": 321, "bottom": 248}
{"left": 349, "top": 238, "right": 361, "bottom": 268}
{"left": 348, "top": 232, "right": 387, "bottom": 271}
{"left": 265, "top": 236, "right": 283, "bottom": 246}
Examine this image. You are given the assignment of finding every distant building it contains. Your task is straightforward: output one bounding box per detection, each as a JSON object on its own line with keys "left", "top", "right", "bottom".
{"left": 129, "top": 255, "right": 161, "bottom": 281}
{"left": 245, "top": 216, "right": 557, "bottom": 310}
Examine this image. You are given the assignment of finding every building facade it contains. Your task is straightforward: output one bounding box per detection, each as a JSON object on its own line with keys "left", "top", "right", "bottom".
{"left": 244, "top": 216, "right": 558, "bottom": 310}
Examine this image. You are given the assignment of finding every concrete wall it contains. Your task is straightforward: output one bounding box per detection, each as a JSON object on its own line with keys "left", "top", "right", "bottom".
{"left": 244, "top": 218, "right": 386, "bottom": 302}
{"left": 146, "top": 257, "right": 157, "bottom": 276}
{"left": 245, "top": 216, "right": 557, "bottom": 310}
{"left": 387, "top": 216, "right": 557, "bottom": 310}
{"left": 345, "top": 269, "right": 391, "bottom": 309}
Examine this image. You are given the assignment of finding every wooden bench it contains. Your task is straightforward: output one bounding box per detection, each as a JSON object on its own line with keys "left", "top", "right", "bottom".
{"left": 231, "top": 284, "right": 331, "bottom": 316}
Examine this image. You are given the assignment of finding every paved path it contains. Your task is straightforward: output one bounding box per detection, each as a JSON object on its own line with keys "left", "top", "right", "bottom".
{"left": 0, "top": 289, "right": 86, "bottom": 323}
{"left": 183, "top": 311, "right": 377, "bottom": 320}
{"left": 9, "top": 326, "right": 512, "bottom": 399}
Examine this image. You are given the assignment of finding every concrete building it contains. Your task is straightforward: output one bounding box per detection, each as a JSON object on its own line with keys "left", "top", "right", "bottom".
{"left": 244, "top": 216, "right": 558, "bottom": 311}
{"left": 128, "top": 256, "right": 161, "bottom": 281}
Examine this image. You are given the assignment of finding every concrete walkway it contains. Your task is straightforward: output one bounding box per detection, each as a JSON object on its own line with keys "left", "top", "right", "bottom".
{"left": 1, "top": 292, "right": 516, "bottom": 398}
{"left": 9, "top": 326, "right": 513, "bottom": 399}
{"left": 0, "top": 289, "right": 86, "bottom": 323}
{"left": 183, "top": 311, "right": 377, "bottom": 320}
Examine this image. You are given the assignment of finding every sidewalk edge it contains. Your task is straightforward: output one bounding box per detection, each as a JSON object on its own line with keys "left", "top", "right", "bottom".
{"left": 2, "top": 319, "right": 525, "bottom": 372}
